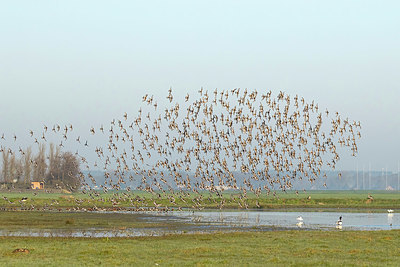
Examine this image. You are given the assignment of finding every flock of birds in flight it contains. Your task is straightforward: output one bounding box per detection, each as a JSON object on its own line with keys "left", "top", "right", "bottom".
{"left": 1, "top": 88, "right": 361, "bottom": 211}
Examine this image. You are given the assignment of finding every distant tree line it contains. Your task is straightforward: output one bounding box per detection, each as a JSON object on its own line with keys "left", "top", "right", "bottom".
{"left": 1, "top": 143, "right": 81, "bottom": 191}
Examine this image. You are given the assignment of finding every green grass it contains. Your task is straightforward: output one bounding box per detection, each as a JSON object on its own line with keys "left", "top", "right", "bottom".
{"left": 1, "top": 190, "right": 399, "bottom": 211}
{"left": 1, "top": 230, "right": 400, "bottom": 266}
{"left": 1, "top": 191, "right": 399, "bottom": 265}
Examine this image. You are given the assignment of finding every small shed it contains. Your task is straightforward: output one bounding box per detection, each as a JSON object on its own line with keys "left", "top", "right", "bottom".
{"left": 31, "top": 182, "right": 44, "bottom": 189}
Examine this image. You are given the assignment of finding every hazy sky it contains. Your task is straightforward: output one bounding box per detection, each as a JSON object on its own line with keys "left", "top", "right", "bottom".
{"left": 0, "top": 1, "right": 399, "bottom": 171}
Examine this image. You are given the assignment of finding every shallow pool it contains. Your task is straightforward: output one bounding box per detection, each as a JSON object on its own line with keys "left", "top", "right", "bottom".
{"left": 0, "top": 210, "right": 397, "bottom": 237}
{"left": 177, "top": 210, "right": 399, "bottom": 230}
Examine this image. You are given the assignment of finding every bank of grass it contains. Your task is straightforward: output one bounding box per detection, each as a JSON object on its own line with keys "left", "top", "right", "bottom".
{"left": 1, "top": 190, "right": 399, "bottom": 211}
{"left": 1, "top": 230, "right": 400, "bottom": 266}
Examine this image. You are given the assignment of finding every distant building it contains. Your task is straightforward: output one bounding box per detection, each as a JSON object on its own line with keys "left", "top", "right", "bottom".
{"left": 31, "top": 182, "right": 44, "bottom": 189}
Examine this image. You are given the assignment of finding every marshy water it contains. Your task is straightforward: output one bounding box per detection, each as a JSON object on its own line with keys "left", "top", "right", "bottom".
{"left": 0, "top": 211, "right": 398, "bottom": 237}
{"left": 183, "top": 210, "right": 399, "bottom": 230}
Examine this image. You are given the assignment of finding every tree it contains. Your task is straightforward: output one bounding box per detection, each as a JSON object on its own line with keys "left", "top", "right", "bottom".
{"left": 1, "top": 150, "right": 10, "bottom": 183}
{"left": 60, "top": 152, "right": 81, "bottom": 190}
{"left": 23, "top": 147, "right": 32, "bottom": 184}
{"left": 2, "top": 143, "right": 81, "bottom": 190}
{"left": 33, "top": 144, "right": 47, "bottom": 181}
{"left": 45, "top": 150, "right": 81, "bottom": 191}
{"left": 9, "top": 153, "right": 16, "bottom": 182}
{"left": 37, "top": 144, "right": 47, "bottom": 181}
{"left": 46, "top": 143, "right": 62, "bottom": 183}
{"left": 14, "top": 157, "right": 23, "bottom": 183}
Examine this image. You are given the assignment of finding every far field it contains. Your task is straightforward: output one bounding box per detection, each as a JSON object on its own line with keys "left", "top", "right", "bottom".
{"left": 1, "top": 190, "right": 399, "bottom": 211}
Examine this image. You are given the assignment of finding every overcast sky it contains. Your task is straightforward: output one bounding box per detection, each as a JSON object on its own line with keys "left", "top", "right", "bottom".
{"left": 0, "top": 1, "right": 399, "bottom": 171}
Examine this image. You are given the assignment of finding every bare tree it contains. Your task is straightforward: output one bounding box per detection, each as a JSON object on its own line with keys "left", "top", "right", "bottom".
{"left": 33, "top": 143, "right": 47, "bottom": 181}
{"left": 9, "top": 153, "right": 16, "bottom": 182}
{"left": 54, "top": 145, "right": 61, "bottom": 176}
{"left": 1, "top": 150, "right": 10, "bottom": 183}
{"left": 32, "top": 159, "right": 39, "bottom": 182}
{"left": 47, "top": 143, "right": 55, "bottom": 182}
{"left": 15, "top": 158, "right": 23, "bottom": 183}
{"left": 2, "top": 143, "right": 80, "bottom": 190}
{"left": 60, "top": 152, "right": 81, "bottom": 191}
{"left": 23, "top": 147, "right": 32, "bottom": 184}
{"left": 46, "top": 143, "right": 62, "bottom": 183}
{"left": 38, "top": 144, "right": 47, "bottom": 180}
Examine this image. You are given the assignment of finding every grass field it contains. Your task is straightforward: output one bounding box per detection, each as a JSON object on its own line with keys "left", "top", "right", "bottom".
{"left": 1, "top": 230, "right": 400, "bottom": 266}
{"left": 1, "top": 191, "right": 399, "bottom": 266}
{"left": 1, "top": 190, "right": 399, "bottom": 211}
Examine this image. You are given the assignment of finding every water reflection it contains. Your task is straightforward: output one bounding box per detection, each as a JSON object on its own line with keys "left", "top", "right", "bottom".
{"left": 388, "top": 213, "right": 394, "bottom": 225}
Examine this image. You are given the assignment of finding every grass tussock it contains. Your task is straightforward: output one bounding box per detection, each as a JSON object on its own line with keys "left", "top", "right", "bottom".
{"left": 64, "top": 219, "right": 74, "bottom": 225}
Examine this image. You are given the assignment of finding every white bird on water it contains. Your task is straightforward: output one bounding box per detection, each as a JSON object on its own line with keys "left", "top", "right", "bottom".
{"left": 296, "top": 216, "right": 304, "bottom": 227}
{"left": 387, "top": 209, "right": 394, "bottom": 213}
{"left": 387, "top": 211, "right": 394, "bottom": 226}
{"left": 336, "top": 216, "right": 343, "bottom": 229}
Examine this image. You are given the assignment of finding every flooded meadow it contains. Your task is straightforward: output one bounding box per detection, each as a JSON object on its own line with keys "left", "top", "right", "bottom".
{"left": 0, "top": 210, "right": 398, "bottom": 238}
